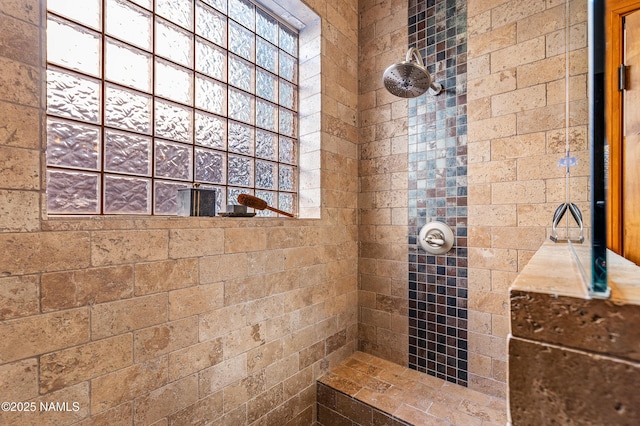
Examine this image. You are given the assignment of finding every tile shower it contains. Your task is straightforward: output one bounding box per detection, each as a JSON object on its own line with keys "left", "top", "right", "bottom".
{"left": 407, "top": 0, "right": 468, "bottom": 385}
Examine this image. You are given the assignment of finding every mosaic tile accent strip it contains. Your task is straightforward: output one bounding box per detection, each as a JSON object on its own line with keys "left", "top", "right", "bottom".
{"left": 407, "top": 0, "right": 468, "bottom": 386}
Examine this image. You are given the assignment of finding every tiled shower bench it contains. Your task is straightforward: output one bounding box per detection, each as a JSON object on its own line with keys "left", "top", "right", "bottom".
{"left": 316, "top": 352, "right": 506, "bottom": 426}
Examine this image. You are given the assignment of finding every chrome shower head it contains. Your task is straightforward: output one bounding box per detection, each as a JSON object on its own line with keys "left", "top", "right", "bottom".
{"left": 382, "top": 48, "right": 443, "bottom": 98}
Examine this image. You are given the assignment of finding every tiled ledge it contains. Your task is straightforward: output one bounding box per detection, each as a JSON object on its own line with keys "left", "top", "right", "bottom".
{"left": 317, "top": 351, "right": 506, "bottom": 425}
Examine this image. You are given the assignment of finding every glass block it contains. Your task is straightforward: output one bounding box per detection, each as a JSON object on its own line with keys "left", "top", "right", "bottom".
{"left": 201, "top": 0, "right": 226, "bottom": 14}
{"left": 279, "top": 108, "right": 296, "bottom": 137}
{"left": 228, "top": 154, "right": 253, "bottom": 187}
{"left": 196, "top": 76, "right": 226, "bottom": 115}
{"left": 195, "top": 111, "right": 226, "bottom": 150}
{"left": 279, "top": 79, "right": 297, "bottom": 110}
{"left": 129, "top": 0, "right": 151, "bottom": 9}
{"left": 256, "top": 9, "right": 278, "bottom": 45}
{"left": 47, "top": 0, "right": 101, "bottom": 30}
{"left": 196, "top": 2, "right": 226, "bottom": 47}
{"left": 278, "top": 192, "right": 295, "bottom": 215}
{"left": 256, "top": 38, "right": 278, "bottom": 74}
{"left": 256, "top": 70, "right": 278, "bottom": 102}
{"left": 105, "top": 0, "right": 152, "bottom": 50}
{"left": 229, "top": 55, "right": 254, "bottom": 93}
{"left": 156, "top": 18, "right": 194, "bottom": 67}
{"left": 256, "top": 130, "right": 278, "bottom": 161}
{"left": 279, "top": 51, "right": 297, "bottom": 83}
{"left": 104, "top": 129, "right": 152, "bottom": 175}
{"left": 47, "top": 69, "right": 101, "bottom": 123}
{"left": 279, "top": 164, "right": 295, "bottom": 191}
{"left": 280, "top": 26, "right": 297, "bottom": 57}
{"left": 256, "top": 160, "right": 277, "bottom": 190}
{"left": 106, "top": 39, "right": 152, "bottom": 92}
{"left": 155, "top": 59, "right": 193, "bottom": 105}
{"left": 227, "top": 187, "right": 252, "bottom": 205}
{"left": 154, "top": 180, "right": 190, "bottom": 215}
{"left": 229, "top": 0, "right": 254, "bottom": 30}
{"left": 155, "top": 100, "right": 193, "bottom": 143}
{"left": 47, "top": 170, "right": 100, "bottom": 214}
{"left": 229, "top": 21, "right": 254, "bottom": 61}
{"left": 228, "top": 89, "right": 253, "bottom": 124}
{"left": 155, "top": 140, "right": 192, "bottom": 180}
{"left": 47, "top": 15, "right": 101, "bottom": 77}
{"left": 196, "top": 39, "right": 226, "bottom": 81}
{"left": 105, "top": 84, "right": 151, "bottom": 134}
{"left": 156, "top": 0, "right": 193, "bottom": 30}
{"left": 104, "top": 175, "right": 151, "bottom": 214}
{"left": 195, "top": 147, "right": 226, "bottom": 184}
{"left": 279, "top": 136, "right": 297, "bottom": 165}
{"left": 46, "top": 118, "right": 100, "bottom": 170}
{"left": 256, "top": 99, "right": 277, "bottom": 132}
{"left": 255, "top": 190, "right": 275, "bottom": 216}
{"left": 228, "top": 121, "right": 253, "bottom": 155}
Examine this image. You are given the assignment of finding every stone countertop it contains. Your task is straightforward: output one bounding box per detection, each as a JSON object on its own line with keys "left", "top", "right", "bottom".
{"left": 510, "top": 240, "right": 640, "bottom": 304}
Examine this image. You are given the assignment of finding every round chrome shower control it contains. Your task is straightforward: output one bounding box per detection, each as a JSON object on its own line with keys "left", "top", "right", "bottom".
{"left": 418, "top": 221, "right": 454, "bottom": 255}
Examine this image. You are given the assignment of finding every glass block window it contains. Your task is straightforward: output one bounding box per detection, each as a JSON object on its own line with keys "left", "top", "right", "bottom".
{"left": 45, "top": 0, "right": 299, "bottom": 216}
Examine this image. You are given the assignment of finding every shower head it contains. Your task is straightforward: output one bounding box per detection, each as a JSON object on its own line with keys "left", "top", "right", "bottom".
{"left": 382, "top": 48, "right": 443, "bottom": 98}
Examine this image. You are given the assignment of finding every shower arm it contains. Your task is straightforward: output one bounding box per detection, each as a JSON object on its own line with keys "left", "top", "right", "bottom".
{"left": 406, "top": 47, "right": 442, "bottom": 95}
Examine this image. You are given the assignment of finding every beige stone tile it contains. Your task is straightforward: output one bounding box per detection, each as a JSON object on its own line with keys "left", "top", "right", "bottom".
{"left": 0, "top": 382, "right": 90, "bottom": 426}
{"left": 134, "top": 316, "right": 198, "bottom": 362}
{"left": 468, "top": 205, "right": 516, "bottom": 227}
{"left": 469, "top": 247, "right": 518, "bottom": 271}
{"left": 167, "top": 391, "right": 223, "bottom": 425}
{"left": 0, "top": 274, "right": 38, "bottom": 320}
{"left": 394, "top": 404, "right": 448, "bottom": 425}
{"left": 468, "top": 374, "right": 507, "bottom": 399}
{"left": 199, "top": 354, "right": 247, "bottom": 397}
{"left": 0, "top": 147, "right": 39, "bottom": 190}
{"left": 199, "top": 305, "right": 246, "bottom": 341}
{"left": 41, "top": 265, "right": 133, "bottom": 312}
{"left": 223, "top": 323, "right": 267, "bottom": 359}
{"left": 133, "top": 375, "right": 198, "bottom": 425}
{"left": 168, "top": 282, "right": 223, "bottom": 320}
{"left": 468, "top": 70, "right": 517, "bottom": 102}
{"left": 469, "top": 23, "right": 516, "bottom": 57}
{"left": 469, "top": 332, "right": 507, "bottom": 361}
{"left": 0, "top": 57, "right": 39, "bottom": 107}
{"left": 457, "top": 398, "right": 509, "bottom": 425}
{"left": 91, "top": 294, "right": 167, "bottom": 340}
{"left": 468, "top": 310, "right": 492, "bottom": 334}
{"left": 0, "top": 0, "right": 39, "bottom": 24}
{"left": 224, "top": 275, "right": 269, "bottom": 306}
{"left": 0, "top": 190, "right": 39, "bottom": 232}
{"left": 355, "top": 387, "right": 402, "bottom": 414}
{"left": 490, "top": 226, "right": 546, "bottom": 250}
{"left": 430, "top": 402, "right": 484, "bottom": 425}
{"left": 265, "top": 353, "right": 299, "bottom": 388}
{"left": 224, "top": 228, "right": 268, "bottom": 253}
{"left": 283, "top": 366, "right": 313, "bottom": 399}
{"left": 469, "top": 352, "right": 493, "bottom": 377}
{"left": 248, "top": 384, "right": 284, "bottom": 423}
{"left": 0, "top": 231, "right": 91, "bottom": 275}
{"left": 247, "top": 339, "right": 283, "bottom": 373}
{"left": 223, "top": 371, "right": 266, "bottom": 413}
{"left": 91, "top": 230, "right": 168, "bottom": 266}
{"left": 491, "top": 180, "right": 546, "bottom": 205}
{"left": 0, "top": 358, "right": 37, "bottom": 401}
{"left": 134, "top": 258, "right": 198, "bottom": 296}
{"left": 199, "top": 253, "right": 248, "bottom": 284}
{"left": 168, "top": 228, "right": 224, "bottom": 258}
{"left": 75, "top": 402, "right": 133, "bottom": 426}
{"left": 516, "top": 3, "right": 565, "bottom": 42}
{"left": 40, "top": 334, "right": 132, "bottom": 393}
{"left": 492, "top": 0, "right": 546, "bottom": 27}
{"left": 168, "top": 338, "right": 223, "bottom": 382}
{"left": 468, "top": 159, "right": 517, "bottom": 184}
{"left": 0, "top": 102, "right": 39, "bottom": 149}
{"left": 90, "top": 357, "right": 168, "bottom": 413}
{"left": 0, "top": 308, "right": 89, "bottom": 364}
{"left": 0, "top": 13, "right": 38, "bottom": 66}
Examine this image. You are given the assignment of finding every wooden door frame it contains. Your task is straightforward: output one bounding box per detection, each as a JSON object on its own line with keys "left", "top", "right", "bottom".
{"left": 606, "top": 0, "right": 640, "bottom": 254}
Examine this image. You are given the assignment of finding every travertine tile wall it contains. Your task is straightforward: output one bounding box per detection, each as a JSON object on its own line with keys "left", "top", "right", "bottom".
{"left": 358, "top": 0, "right": 589, "bottom": 401}
{"left": 0, "top": 0, "right": 359, "bottom": 424}
{"left": 358, "top": 0, "right": 411, "bottom": 366}
{"left": 466, "top": 0, "right": 589, "bottom": 397}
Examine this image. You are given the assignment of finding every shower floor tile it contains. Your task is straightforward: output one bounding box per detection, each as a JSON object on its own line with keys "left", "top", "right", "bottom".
{"left": 318, "top": 351, "right": 506, "bottom": 425}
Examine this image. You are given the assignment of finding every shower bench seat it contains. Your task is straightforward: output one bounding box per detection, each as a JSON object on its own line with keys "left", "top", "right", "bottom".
{"left": 316, "top": 351, "right": 506, "bottom": 426}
